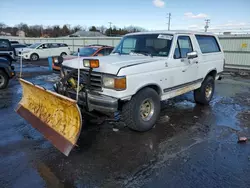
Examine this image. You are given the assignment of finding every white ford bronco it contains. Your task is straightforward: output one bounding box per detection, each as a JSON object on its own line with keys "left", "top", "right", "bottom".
{"left": 54, "top": 30, "right": 224, "bottom": 132}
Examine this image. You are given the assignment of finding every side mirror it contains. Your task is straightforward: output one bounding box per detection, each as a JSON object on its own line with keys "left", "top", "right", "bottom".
{"left": 187, "top": 51, "right": 198, "bottom": 59}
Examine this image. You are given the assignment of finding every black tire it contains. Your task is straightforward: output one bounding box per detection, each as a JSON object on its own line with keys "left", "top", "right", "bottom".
{"left": 121, "top": 87, "right": 161, "bottom": 132}
{"left": 30, "top": 53, "right": 39, "bottom": 61}
{"left": 60, "top": 52, "right": 67, "bottom": 57}
{"left": 0, "top": 70, "right": 9, "bottom": 89}
{"left": 194, "top": 76, "right": 215, "bottom": 105}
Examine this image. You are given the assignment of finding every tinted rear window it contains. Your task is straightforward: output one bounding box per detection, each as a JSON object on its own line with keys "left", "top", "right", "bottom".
{"left": 195, "top": 35, "right": 221, "bottom": 53}
{"left": 59, "top": 43, "right": 68, "bottom": 47}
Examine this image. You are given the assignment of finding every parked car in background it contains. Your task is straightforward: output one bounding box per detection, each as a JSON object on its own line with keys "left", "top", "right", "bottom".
{"left": 0, "top": 38, "right": 16, "bottom": 63}
{"left": 52, "top": 44, "right": 114, "bottom": 70}
{"left": 0, "top": 57, "right": 15, "bottom": 89}
{"left": 19, "top": 42, "right": 71, "bottom": 61}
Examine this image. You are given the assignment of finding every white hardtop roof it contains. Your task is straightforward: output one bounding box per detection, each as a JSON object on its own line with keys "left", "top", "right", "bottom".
{"left": 125, "top": 30, "right": 216, "bottom": 36}
{"left": 41, "top": 42, "right": 66, "bottom": 44}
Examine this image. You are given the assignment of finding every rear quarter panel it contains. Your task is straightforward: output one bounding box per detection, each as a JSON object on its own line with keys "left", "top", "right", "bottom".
{"left": 192, "top": 34, "right": 224, "bottom": 80}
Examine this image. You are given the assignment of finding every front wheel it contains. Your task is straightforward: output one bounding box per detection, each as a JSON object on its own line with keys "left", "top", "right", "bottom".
{"left": 30, "top": 53, "right": 39, "bottom": 61}
{"left": 121, "top": 88, "right": 161, "bottom": 132}
{"left": 194, "top": 76, "right": 215, "bottom": 105}
{"left": 0, "top": 70, "right": 9, "bottom": 89}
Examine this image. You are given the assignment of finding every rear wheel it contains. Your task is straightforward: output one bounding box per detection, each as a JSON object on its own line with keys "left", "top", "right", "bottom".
{"left": 0, "top": 70, "right": 9, "bottom": 89}
{"left": 194, "top": 76, "right": 215, "bottom": 105}
{"left": 121, "top": 87, "right": 161, "bottom": 132}
{"left": 30, "top": 53, "right": 39, "bottom": 61}
{"left": 60, "top": 52, "right": 67, "bottom": 57}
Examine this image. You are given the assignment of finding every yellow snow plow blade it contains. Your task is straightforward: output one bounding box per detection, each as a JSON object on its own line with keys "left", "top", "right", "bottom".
{"left": 15, "top": 78, "right": 82, "bottom": 156}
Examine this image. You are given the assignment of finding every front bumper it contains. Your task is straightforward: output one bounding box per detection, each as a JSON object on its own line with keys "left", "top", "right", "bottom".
{"left": 54, "top": 83, "right": 118, "bottom": 113}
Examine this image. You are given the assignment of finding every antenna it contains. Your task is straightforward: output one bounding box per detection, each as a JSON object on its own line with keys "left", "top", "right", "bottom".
{"left": 166, "top": 13, "right": 171, "bottom": 31}
{"left": 76, "top": 48, "right": 80, "bottom": 101}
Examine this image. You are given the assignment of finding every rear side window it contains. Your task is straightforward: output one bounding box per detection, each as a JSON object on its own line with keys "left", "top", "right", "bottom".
{"left": 61, "top": 43, "right": 68, "bottom": 47}
{"left": 195, "top": 35, "right": 221, "bottom": 53}
{"left": 49, "top": 43, "right": 59, "bottom": 48}
{"left": 57, "top": 43, "right": 68, "bottom": 47}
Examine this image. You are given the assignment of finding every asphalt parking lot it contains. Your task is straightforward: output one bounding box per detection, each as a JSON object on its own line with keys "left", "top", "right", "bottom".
{"left": 0, "top": 61, "right": 250, "bottom": 188}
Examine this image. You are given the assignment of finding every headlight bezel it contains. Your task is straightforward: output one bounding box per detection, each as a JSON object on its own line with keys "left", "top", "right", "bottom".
{"left": 102, "top": 74, "right": 126, "bottom": 91}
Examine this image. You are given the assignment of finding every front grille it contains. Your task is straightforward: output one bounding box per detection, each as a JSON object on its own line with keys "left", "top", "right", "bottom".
{"left": 71, "top": 69, "right": 102, "bottom": 91}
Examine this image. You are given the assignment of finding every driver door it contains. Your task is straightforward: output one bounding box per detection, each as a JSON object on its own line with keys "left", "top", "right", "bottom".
{"left": 36, "top": 43, "right": 51, "bottom": 58}
{"left": 168, "top": 35, "right": 199, "bottom": 87}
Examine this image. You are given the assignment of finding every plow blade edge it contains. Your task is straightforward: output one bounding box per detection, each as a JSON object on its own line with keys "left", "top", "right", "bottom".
{"left": 15, "top": 78, "right": 82, "bottom": 156}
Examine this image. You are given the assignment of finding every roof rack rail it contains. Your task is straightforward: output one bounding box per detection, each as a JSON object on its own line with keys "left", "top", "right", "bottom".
{"left": 84, "top": 44, "right": 111, "bottom": 47}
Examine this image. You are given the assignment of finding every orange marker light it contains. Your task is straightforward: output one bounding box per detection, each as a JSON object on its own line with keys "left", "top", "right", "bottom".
{"left": 114, "top": 77, "right": 126, "bottom": 90}
{"left": 83, "top": 59, "right": 99, "bottom": 68}
{"left": 90, "top": 59, "right": 99, "bottom": 68}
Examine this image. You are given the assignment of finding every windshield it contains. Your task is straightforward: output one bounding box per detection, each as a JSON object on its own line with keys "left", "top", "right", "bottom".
{"left": 72, "top": 47, "right": 98, "bottom": 56}
{"left": 29, "top": 43, "right": 41, "bottom": 49}
{"left": 112, "top": 34, "right": 173, "bottom": 57}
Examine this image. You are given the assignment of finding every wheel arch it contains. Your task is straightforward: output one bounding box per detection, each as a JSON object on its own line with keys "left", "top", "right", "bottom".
{"left": 135, "top": 83, "right": 162, "bottom": 96}
{"left": 0, "top": 66, "right": 11, "bottom": 77}
{"left": 60, "top": 52, "right": 67, "bottom": 56}
{"left": 205, "top": 69, "right": 217, "bottom": 80}
{"left": 30, "top": 52, "right": 39, "bottom": 59}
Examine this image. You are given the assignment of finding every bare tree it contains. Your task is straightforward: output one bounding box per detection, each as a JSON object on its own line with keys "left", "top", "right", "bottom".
{"left": 73, "top": 25, "right": 82, "bottom": 33}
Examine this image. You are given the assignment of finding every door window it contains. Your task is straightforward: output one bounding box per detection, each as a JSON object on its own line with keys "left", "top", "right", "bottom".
{"left": 174, "top": 36, "right": 193, "bottom": 59}
{"left": 38, "top": 43, "right": 49, "bottom": 49}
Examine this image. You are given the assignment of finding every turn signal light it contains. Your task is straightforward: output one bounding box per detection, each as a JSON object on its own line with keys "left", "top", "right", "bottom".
{"left": 114, "top": 77, "right": 126, "bottom": 90}
{"left": 83, "top": 59, "right": 99, "bottom": 68}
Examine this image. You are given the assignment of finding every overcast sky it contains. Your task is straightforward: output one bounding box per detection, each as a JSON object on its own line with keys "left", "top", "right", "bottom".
{"left": 1, "top": 0, "right": 250, "bottom": 32}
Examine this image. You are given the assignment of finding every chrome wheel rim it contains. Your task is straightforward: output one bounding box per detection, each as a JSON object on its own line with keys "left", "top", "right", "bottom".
{"left": 0, "top": 75, "right": 4, "bottom": 87}
{"left": 205, "top": 84, "right": 213, "bottom": 99}
{"left": 140, "top": 98, "right": 155, "bottom": 121}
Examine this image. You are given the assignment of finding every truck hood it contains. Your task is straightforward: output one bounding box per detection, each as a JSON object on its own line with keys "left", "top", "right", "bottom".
{"left": 62, "top": 54, "right": 164, "bottom": 75}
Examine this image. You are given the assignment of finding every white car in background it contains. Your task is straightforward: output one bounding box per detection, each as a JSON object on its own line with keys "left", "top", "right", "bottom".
{"left": 19, "top": 42, "right": 71, "bottom": 61}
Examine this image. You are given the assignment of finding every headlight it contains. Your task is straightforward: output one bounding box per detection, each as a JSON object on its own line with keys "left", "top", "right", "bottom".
{"left": 102, "top": 75, "right": 126, "bottom": 90}
{"left": 53, "top": 57, "right": 58, "bottom": 63}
